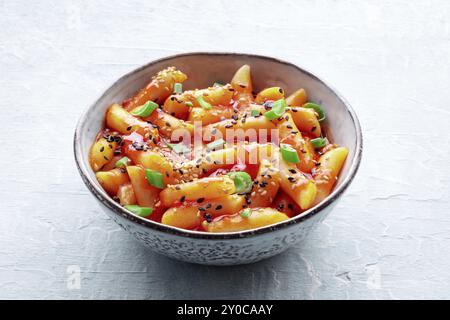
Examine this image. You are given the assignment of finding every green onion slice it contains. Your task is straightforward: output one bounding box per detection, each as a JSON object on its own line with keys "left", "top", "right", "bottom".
{"left": 240, "top": 208, "right": 251, "bottom": 218}
{"left": 131, "top": 100, "right": 159, "bottom": 117}
{"left": 173, "top": 83, "right": 182, "bottom": 94}
{"left": 213, "top": 82, "right": 223, "bottom": 87}
{"left": 115, "top": 156, "right": 131, "bottom": 168}
{"left": 207, "top": 139, "right": 225, "bottom": 150}
{"left": 196, "top": 95, "right": 212, "bottom": 110}
{"left": 185, "top": 101, "right": 193, "bottom": 107}
{"left": 250, "top": 109, "right": 260, "bottom": 117}
{"left": 264, "top": 98, "right": 286, "bottom": 120}
{"left": 310, "top": 137, "right": 327, "bottom": 149}
{"left": 228, "top": 172, "right": 252, "bottom": 194}
{"left": 280, "top": 143, "right": 300, "bottom": 163}
{"left": 124, "top": 205, "right": 153, "bottom": 217}
{"left": 303, "top": 102, "right": 325, "bottom": 122}
{"left": 145, "top": 169, "right": 164, "bottom": 189}
{"left": 167, "top": 142, "right": 191, "bottom": 155}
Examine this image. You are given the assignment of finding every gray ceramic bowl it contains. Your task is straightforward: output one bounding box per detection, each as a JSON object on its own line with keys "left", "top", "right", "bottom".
{"left": 74, "top": 52, "right": 362, "bottom": 266}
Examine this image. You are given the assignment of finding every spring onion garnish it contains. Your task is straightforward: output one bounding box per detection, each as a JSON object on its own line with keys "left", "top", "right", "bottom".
{"left": 173, "top": 83, "right": 182, "bottom": 94}
{"left": 310, "top": 137, "right": 327, "bottom": 149}
{"left": 240, "top": 208, "right": 251, "bottom": 218}
{"left": 114, "top": 156, "right": 131, "bottom": 168}
{"left": 303, "top": 102, "right": 325, "bottom": 122}
{"left": 145, "top": 169, "right": 164, "bottom": 189}
{"left": 250, "top": 109, "right": 260, "bottom": 117}
{"left": 213, "top": 82, "right": 223, "bottom": 87}
{"left": 185, "top": 101, "right": 193, "bottom": 107}
{"left": 167, "top": 142, "right": 191, "bottom": 155}
{"left": 206, "top": 139, "right": 225, "bottom": 150}
{"left": 228, "top": 172, "right": 252, "bottom": 194}
{"left": 196, "top": 95, "right": 212, "bottom": 110}
{"left": 131, "top": 100, "right": 159, "bottom": 117}
{"left": 280, "top": 143, "right": 300, "bottom": 164}
{"left": 264, "top": 98, "right": 286, "bottom": 120}
{"left": 124, "top": 205, "right": 153, "bottom": 217}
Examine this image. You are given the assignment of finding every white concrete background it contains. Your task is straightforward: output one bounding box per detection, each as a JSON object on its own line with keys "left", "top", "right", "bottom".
{"left": 1, "top": 0, "right": 449, "bottom": 299}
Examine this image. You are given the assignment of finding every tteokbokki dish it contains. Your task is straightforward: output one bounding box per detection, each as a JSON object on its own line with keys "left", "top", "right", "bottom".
{"left": 89, "top": 65, "right": 348, "bottom": 232}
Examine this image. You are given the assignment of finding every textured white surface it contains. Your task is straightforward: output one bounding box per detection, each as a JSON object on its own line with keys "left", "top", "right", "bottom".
{"left": 1, "top": 0, "right": 450, "bottom": 299}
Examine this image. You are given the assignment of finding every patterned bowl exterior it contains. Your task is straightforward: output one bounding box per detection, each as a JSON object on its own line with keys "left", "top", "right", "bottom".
{"left": 74, "top": 52, "right": 362, "bottom": 266}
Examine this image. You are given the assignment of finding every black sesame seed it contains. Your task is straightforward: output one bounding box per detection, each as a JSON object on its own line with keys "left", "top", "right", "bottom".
{"left": 126, "top": 126, "right": 132, "bottom": 131}
{"left": 180, "top": 196, "right": 185, "bottom": 202}
{"left": 100, "top": 146, "right": 105, "bottom": 152}
{"left": 215, "top": 205, "right": 222, "bottom": 210}
{"left": 289, "top": 169, "right": 297, "bottom": 174}
{"left": 288, "top": 203, "right": 294, "bottom": 210}
{"left": 197, "top": 198, "right": 205, "bottom": 203}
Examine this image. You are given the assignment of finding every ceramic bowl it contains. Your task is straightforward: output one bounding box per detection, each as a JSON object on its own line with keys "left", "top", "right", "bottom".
{"left": 74, "top": 52, "right": 362, "bottom": 265}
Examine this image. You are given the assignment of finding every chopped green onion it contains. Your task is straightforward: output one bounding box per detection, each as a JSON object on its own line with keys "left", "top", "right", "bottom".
{"left": 185, "top": 101, "right": 193, "bottom": 107}
{"left": 167, "top": 142, "right": 191, "bottom": 155}
{"left": 213, "top": 82, "right": 223, "bottom": 87}
{"left": 196, "top": 95, "right": 212, "bottom": 110}
{"left": 250, "top": 109, "right": 260, "bottom": 117}
{"left": 240, "top": 208, "right": 251, "bottom": 218}
{"left": 310, "top": 137, "right": 327, "bottom": 149}
{"left": 228, "top": 172, "right": 252, "bottom": 194}
{"left": 131, "top": 100, "right": 159, "bottom": 117}
{"left": 115, "top": 156, "right": 131, "bottom": 168}
{"left": 124, "top": 205, "right": 153, "bottom": 217}
{"left": 173, "top": 83, "right": 182, "bottom": 94}
{"left": 145, "top": 169, "right": 164, "bottom": 189}
{"left": 207, "top": 139, "right": 225, "bottom": 150}
{"left": 264, "top": 98, "right": 286, "bottom": 120}
{"left": 303, "top": 102, "right": 325, "bottom": 122}
{"left": 280, "top": 143, "right": 300, "bottom": 164}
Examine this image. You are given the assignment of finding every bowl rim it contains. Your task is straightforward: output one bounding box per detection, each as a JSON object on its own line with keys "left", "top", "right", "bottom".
{"left": 74, "top": 51, "right": 363, "bottom": 240}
